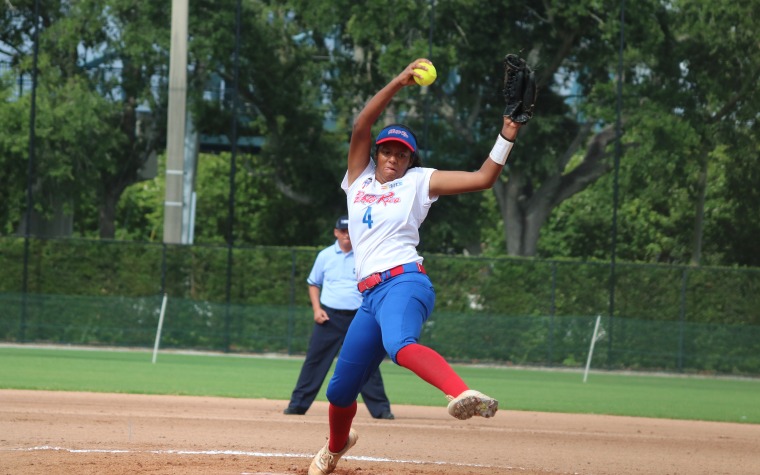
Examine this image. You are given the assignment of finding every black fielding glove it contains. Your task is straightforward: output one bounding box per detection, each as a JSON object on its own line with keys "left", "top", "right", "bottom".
{"left": 502, "top": 53, "right": 537, "bottom": 124}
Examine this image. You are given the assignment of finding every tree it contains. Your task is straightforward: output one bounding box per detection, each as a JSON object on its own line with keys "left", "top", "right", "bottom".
{"left": 0, "top": 0, "right": 170, "bottom": 238}
{"left": 543, "top": 0, "right": 760, "bottom": 266}
{"left": 3, "top": 0, "right": 758, "bottom": 265}
{"left": 659, "top": 1, "right": 760, "bottom": 265}
{"left": 289, "top": 0, "right": 648, "bottom": 256}
{"left": 0, "top": 77, "right": 28, "bottom": 235}
{"left": 183, "top": 0, "right": 348, "bottom": 246}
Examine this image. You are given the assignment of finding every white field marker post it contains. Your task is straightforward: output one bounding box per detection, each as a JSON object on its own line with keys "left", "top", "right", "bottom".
{"left": 583, "top": 315, "right": 602, "bottom": 383}
{"left": 152, "top": 294, "right": 169, "bottom": 364}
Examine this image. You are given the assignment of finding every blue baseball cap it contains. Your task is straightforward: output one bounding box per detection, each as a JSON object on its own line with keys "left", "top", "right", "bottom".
{"left": 335, "top": 215, "right": 349, "bottom": 229}
{"left": 375, "top": 125, "right": 417, "bottom": 153}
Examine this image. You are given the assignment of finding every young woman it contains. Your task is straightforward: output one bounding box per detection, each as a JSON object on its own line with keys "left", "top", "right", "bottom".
{"left": 309, "top": 58, "right": 526, "bottom": 475}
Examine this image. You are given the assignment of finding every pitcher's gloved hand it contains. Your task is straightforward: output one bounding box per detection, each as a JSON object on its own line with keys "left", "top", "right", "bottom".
{"left": 502, "top": 53, "right": 537, "bottom": 124}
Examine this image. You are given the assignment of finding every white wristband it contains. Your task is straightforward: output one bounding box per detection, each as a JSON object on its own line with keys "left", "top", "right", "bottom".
{"left": 489, "top": 133, "right": 514, "bottom": 166}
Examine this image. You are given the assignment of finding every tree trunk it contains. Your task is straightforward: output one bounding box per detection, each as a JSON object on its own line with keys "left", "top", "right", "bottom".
{"left": 15, "top": 181, "right": 74, "bottom": 238}
{"left": 16, "top": 202, "right": 73, "bottom": 238}
{"left": 494, "top": 123, "right": 618, "bottom": 256}
{"left": 99, "top": 192, "right": 118, "bottom": 239}
{"left": 690, "top": 150, "right": 709, "bottom": 266}
{"left": 99, "top": 179, "right": 129, "bottom": 239}
{"left": 493, "top": 171, "right": 525, "bottom": 255}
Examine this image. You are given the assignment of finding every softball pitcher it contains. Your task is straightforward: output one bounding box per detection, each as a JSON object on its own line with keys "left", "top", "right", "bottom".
{"left": 308, "top": 55, "right": 536, "bottom": 475}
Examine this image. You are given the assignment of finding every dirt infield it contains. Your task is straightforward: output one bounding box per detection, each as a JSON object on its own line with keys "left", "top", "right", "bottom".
{"left": 1, "top": 390, "right": 758, "bottom": 475}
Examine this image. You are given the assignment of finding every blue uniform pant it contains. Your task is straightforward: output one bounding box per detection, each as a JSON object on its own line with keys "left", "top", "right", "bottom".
{"left": 326, "top": 272, "right": 435, "bottom": 407}
{"left": 286, "top": 306, "right": 391, "bottom": 417}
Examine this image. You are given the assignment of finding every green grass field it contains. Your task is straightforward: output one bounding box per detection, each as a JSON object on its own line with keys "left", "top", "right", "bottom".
{"left": 1, "top": 346, "right": 758, "bottom": 424}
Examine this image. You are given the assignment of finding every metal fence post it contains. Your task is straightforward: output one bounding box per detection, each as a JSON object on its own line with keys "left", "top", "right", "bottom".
{"left": 287, "top": 249, "right": 297, "bottom": 355}
{"left": 547, "top": 261, "right": 557, "bottom": 365}
{"left": 678, "top": 267, "right": 689, "bottom": 372}
{"left": 160, "top": 242, "right": 167, "bottom": 296}
{"left": 20, "top": 0, "right": 42, "bottom": 344}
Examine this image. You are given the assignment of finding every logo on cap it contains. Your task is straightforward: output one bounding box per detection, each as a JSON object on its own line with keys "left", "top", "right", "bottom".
{"left": 375, "top": 125, "right": 417, "bottom": 153}
{"left": 335, "top": 215, "right": 349, "bottom": 229}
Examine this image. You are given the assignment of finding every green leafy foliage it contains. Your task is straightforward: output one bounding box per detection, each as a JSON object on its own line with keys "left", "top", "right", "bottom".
{"left": 2, "top": 0, "right": 760, "bottom": 266}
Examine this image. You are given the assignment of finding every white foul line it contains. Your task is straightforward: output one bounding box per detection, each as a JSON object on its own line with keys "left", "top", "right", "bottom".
{"left": 8, "top": 445, "right": 520, "bottom": 471}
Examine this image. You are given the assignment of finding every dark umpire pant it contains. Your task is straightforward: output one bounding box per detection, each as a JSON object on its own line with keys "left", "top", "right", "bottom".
{"left": 286, "top": 305, "right": 392, "bottom": 417}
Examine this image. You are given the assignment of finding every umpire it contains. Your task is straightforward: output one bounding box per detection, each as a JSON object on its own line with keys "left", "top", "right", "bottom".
{"left": 284, "top": 215, "right": 394, "bottom": 419}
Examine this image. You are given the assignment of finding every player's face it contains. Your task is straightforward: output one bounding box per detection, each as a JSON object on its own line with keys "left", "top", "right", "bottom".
{"left": 376, "top": 142, "right": 413, "bottom": 183}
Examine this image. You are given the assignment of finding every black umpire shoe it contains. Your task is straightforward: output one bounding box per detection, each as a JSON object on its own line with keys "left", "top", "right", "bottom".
{"left": 373, "top": 411, "right": 395, "bottom": 420}
{"left": 283, "top": 407, "right": 307, "bottom": 415}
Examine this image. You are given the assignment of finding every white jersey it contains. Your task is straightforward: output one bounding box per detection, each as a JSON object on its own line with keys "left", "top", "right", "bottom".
{"left": 341, "top": 161, "right": 438, "bottom": 280}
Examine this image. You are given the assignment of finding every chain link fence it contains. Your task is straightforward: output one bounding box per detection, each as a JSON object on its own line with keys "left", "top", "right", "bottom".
{"left": 1, "top": 237, "right": 759, "bottom": 375}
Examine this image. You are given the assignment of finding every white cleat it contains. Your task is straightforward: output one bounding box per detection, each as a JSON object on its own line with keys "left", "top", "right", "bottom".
{"left": 308, "top": 428, "right": 359, "bottom": 475}
{"left": 447, "top": 390, "right": 499, "bottom": 420}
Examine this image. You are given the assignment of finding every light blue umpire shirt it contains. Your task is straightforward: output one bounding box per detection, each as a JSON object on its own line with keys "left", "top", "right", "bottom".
{"left": 306, "top": 241, "right": 362, "bottom": 311}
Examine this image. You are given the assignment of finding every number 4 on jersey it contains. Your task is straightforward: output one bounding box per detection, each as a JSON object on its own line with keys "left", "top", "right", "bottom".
{"left": 362, "top": 207, "right": 373, "bottom": 229}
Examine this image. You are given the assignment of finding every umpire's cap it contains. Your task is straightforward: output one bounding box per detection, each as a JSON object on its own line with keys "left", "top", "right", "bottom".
{"left": 335, "top": 215, "right": 349, "bottom": 229}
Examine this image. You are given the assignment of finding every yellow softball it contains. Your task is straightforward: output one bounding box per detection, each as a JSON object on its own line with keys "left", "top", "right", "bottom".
{"left": 413, "top": 62, "right": 437, "bottom": 86}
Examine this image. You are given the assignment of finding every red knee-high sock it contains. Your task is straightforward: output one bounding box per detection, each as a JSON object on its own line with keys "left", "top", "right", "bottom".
{"left": 328, "top": 401, "right": 357, "bottom": 453}
{"left": 396, "top": 343, "right": 469, "bottom": 398}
